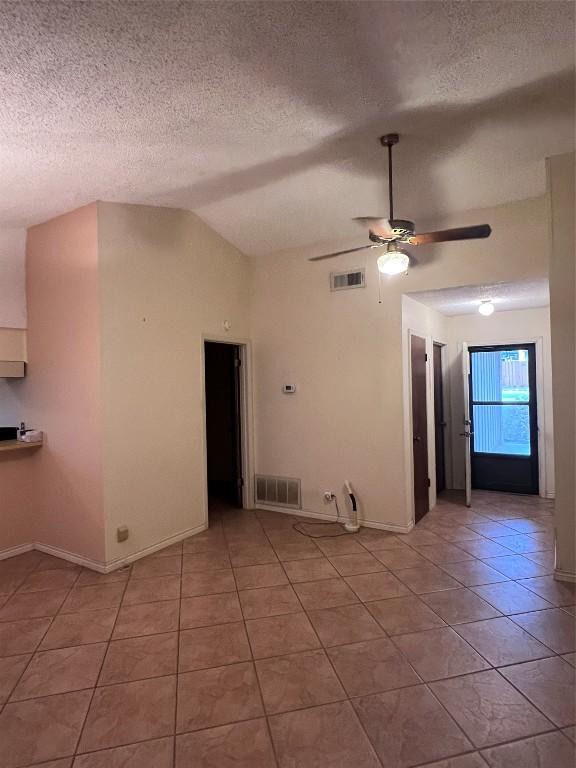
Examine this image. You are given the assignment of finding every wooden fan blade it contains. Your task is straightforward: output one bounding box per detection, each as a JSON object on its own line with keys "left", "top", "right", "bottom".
{"left": 407, "top": 224, "right": 491, "bottom": 246}
{"left": 353, "top": 217, "right": 394, "bottom": 239}
{"left": 309, "top": 244, "right": 382, "bottom": 262}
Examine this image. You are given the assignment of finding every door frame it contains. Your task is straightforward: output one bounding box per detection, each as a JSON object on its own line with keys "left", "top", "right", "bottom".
{"left": 461, "top": 335, "right": 548, "bottom": 498}
{"left": 201, "top": 335, "right": 255, "bottom": 525}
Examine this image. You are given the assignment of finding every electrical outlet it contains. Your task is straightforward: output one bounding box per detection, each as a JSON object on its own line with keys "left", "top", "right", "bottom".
{"left": 323, "top": 491, "right": 335, "bottom": 503}
{"left": 117, "top": 525, "right": 129, "bottom": 543}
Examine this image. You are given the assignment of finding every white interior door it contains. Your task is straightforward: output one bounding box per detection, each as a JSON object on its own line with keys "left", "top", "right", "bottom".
{"left": 462, "top": 343, "right": 472, "bottom": 507}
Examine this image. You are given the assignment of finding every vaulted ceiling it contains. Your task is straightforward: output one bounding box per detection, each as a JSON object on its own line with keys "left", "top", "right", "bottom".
{"left": 1, "top": 1, "right": 574, "bottom": 255}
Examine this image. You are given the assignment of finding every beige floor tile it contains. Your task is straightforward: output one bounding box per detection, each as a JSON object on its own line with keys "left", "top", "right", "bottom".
{"left": 442, "top": 560, "right": 509, "bottom": 587}
{"left": 419, "top": 755, "right": 488, "bottom": 768}
{"left": 0, "top": 654, "right": 31, "bottom": 703}
{"left": 0, "top": 617, "right": 52, "bottom": 657}
{"left": 480, "top": 731, "right": 575, "bottom": 768}
{"left": 74, "top": 736, "right": 174, "bottom": 768}
{"left": 414, "top": 543, "right": 474, "bottom": 565}
{"left": 352, "top": 685, "right": 472, "bottom": 768}
{"left": 327, "top": 638, "right": 420, "bottom": 697}
{"left": 367, "top": 595, "right": 446, "bottom": 635}
{"left": 458, "top": 540, "right": 514, "bottom": 559}
{"left": 430, "top": 669, "right": 553, "bottom": 747}
{"left": 491, "top": 534, "right": 549, "bottom": 554}
{"left": 345, "top": 572, "right": 411, "bottom": 602}
{"left": 183, "top": 551, "right": 232, "bottom": 572}
{"left": 11, "top": 643, "right": 106, "bottom": 701}
{"left": 393, "top": 627, "right": 490, "bottom": 681}
{"left": 34, "top": 554, "right": 79, "bottom": 572}
{"left": 471, "top": 582, "right": 552, "bottom": 615}
{"left": 233, "top": 563, "right": 288, "bottom": 590}
{"left": 0, "top": 690, "right": 91, "bottom": 767}
{"left": 130, "top": 555, "right": 182, "bottom": 580}
{"left": 307, "top": 604, "right": 384, "bottom": 647}
{"left": 328, "top": 552, "right": 385, "bottom": 576}
{"left": 0, "top": 571, "right": 28, "bottom": 596}
{"left": 356, "top": 531, "right": 406, "bottom": 552}
{"left": 511, "top": 608, "right": 576, "bottom": 653}
{"left": 112, "top": 600, "right": 179, "bottom": 639}
{"left": 273, "top": 540, "right": 323, "bottom": 562}
{"left": 175, "top": 718, "right": 277, "bottom": 768}
{"left": 0, "top": 589, "right": 69, "bottom": 620}
{"left": 315, "top": 537, "right": 367, "bottom": 557}
{"left": 179, "top": 621, "right": 252, "bottom": 672}
{"left": 517, "top": 575, "right": 576, "bottom": 606}
{"left": 256, "top": 649, "right": 345, "bottom": 714}
{"left": 78, "top": 675, "right": 176, "bottom": 752}
{"left": 228, "top": 546, "right": 278, "bottom": 568}
{"left": 99, "top": 632, "right": 178, "bottom": 685}
{"left": 397, "top": 530, "right": 445, "bottom": 546}
{"left": 293, "top": 578, "right": 358, "bottom": 610}
{"left": 122, "top": 575, "right": 181, "bottom": 605}
{"left": 394, "top": 565, "right": 461, "bottom": 594}
{"left": 177, "top": 661, "right": 263, "bottom": 732}
{"left": 180, "top": 569, "right": 235, "bottom": 597}
{"left": 282, "top": 558, "right": 339, "bottom": 583}
{"left": 152, "top": 541, "right": 184, "bottom": 557}
{"left": 373, "top": 547, "right": 430, "bottom": 570}
{"left": 481, "top": 555, "right": 549, "bottom": 579}
{"left": 499, "top": 656, "right": 576, "bottom": 727}
{"left": 421, "top": 588, "right": 502, "bottom": 624}
{"left": 180, "top": 592, "right": 242, "bottom": 629}
{"left": 246, "top": 612, "right": 321, "bottom": 659}
{"left": 239, "top": 584, "right": 300, "bottom": 619}
{"left": 76, "top": 568, "right": 131, "bottom": 587}
{"left": 563, "top": 652, "right": 576, "bottom": 666}
{"left": 40, "top": 609, "right": 117, "bottom": 650}
{"left": 61, "top": 583, "right": 124, "bottom": 613}
{"left": 270, "top": 700, "right": 381, "bottom": 768}
{"left": 17, "top": 569, "right": 79, "bottom": 593}
{"left": 455, "top": 617, "right": 554, "bottom": 666}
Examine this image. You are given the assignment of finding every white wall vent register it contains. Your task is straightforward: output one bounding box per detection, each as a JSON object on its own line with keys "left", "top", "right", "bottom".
{"left": 255, "top": 475, "right": 301, "bottom": 509}
{"left": 330, "top": 268, "right": 365, "bottom": 291}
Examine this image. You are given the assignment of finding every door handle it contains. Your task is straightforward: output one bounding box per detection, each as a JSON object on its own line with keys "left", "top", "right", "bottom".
{"left": 413, "top": 435, "right": 421, "bottom": 442}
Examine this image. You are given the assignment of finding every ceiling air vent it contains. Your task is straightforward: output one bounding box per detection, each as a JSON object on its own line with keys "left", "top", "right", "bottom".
{"left": 330, "top": 268, "right": 366, "bottom": 292}
{"left": 255, "top": 475, "right": 301, "bottom": 509}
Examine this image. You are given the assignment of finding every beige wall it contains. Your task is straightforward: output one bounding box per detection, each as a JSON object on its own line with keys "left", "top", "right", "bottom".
{"left": 547, "top": 152, "right": 575, "bottom": 579}
{"left": 97, "top": 203, "right": 252, "bottom": 563}
{"left": 14, "top": 204, "right": 105, "bottom": 563}
{"left": 250, "top": 197, "right": 549, "bottom": 530}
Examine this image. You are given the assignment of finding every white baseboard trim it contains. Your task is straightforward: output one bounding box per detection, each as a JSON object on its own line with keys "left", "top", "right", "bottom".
{"left": 253, "top": 504, "right": 414, "bottom": 534}
{"left": 35, "top": 542, "right": 108, "bottom": 573}
{"left": 0, "top": 523, "right": 208, "bottom": 574}
{"left": 0, "top": 542, "right": 34, "bottom": 562}
{"left": 104, "top": 522, "right": 208, "bottom": 572}
{"left": 554, "top": 568, "right": 576, "bottom": 583}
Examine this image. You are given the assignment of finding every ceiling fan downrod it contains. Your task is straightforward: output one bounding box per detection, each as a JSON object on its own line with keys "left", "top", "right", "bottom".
{"left": 380, "top": 133, "right": 399, "bottom": 221}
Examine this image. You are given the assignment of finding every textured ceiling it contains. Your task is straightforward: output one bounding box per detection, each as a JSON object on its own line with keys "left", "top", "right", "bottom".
{"left": 0, "top": 1, "right": 574, "bottom": 255}
{"left": 408, "top": 279, "right": 550, "bottom": 316}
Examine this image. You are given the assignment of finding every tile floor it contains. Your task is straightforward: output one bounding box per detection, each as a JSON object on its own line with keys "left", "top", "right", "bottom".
{"left": 0, "top": 491, "right": 574, "bottom": 767}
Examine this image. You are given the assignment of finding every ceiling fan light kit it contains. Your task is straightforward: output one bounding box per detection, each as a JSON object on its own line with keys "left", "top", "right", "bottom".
{"left": 309, "top": 133, "right": 492, "bottom": 276}
{"left": 478, "top": 299, "right": 495, "bottom": 316}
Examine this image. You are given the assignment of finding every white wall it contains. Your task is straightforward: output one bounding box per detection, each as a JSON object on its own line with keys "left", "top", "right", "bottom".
{"left": 97, "top": 203, "right": 252, "bottom": 563}
{"left": 547, "top": 152, "right": 575, "bottom": 580}
{"left": 444, "top": 307, "right": 554, "bottom": 498}
{"left": 250, "top": 197, "right": 549, "bottom": 530}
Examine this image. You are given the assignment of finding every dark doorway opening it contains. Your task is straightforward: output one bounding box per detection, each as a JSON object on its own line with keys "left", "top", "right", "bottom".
{"left": 469, "top": 343, "right": 539, "bottom": 495}
{"left": 433, "top": 343, "right": 446, "bottom": 495}
{"left": 204, "top": 341, "right": 243, "bottom": 509}
{"left": 411, "top": 334, "right": 430, "bottom": 522}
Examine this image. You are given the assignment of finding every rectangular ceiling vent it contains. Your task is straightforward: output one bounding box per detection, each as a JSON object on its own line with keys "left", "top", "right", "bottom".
{"left": 330, "top": 268, "right": 365, "bottom": 292}
{"left": 255, "top": 475, "right": 301, "bottom": 509}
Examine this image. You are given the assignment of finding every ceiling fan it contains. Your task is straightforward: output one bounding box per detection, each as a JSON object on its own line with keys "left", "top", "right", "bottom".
{"left": 309, "top": 133, "right": 491, "bottom": 275}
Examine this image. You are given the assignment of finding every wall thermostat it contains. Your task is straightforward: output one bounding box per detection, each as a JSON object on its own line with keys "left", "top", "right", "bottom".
{"left": 282, "top": 384, "right": 296, "bottom": 394}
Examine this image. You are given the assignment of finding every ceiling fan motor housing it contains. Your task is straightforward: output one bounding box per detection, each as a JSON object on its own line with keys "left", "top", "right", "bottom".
{"left": 369, "top": 219, "right": 415, "bottom": 243}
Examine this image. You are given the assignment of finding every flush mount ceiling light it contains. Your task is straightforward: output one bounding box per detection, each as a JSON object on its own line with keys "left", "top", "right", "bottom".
{"left": 377, "top": 242, "right": 410, "bottom": 276}
{"left": 478, "top": 299, "right": 495, "bottom": 316}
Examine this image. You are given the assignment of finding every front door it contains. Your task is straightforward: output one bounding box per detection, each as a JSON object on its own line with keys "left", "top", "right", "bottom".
{"left": 469, "top": 343, "right": 539, "bottom": 494}
{"left": 411, "top": 334, "right": 429, "bottom": 522}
